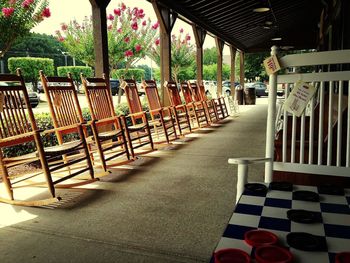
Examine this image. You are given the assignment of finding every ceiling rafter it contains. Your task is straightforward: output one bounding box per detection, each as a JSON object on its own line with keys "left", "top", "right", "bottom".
{"left": 148, "top": 0, "right": 322, "bottom": 52}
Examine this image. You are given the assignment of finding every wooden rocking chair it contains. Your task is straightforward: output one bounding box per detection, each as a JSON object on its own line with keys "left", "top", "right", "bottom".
{"left": 39, "top": 71, "right": 99, "bottom": 178}
{"left": 80, "top": 74, "right": 131, "bottom": 170}
{"left": 164, "top": 80, "right": 192, "bottom": 135}
{"left": 120, "top": 79, "right": 154, "bottom": 155}
{"left": 142, "top": 80, "right": 177, "bottom": 143}
{"left": 198, "top": 82, "right": 228, "bottom": 120}
{"left": 0, "top": 69, "right": 95, "bottom": 206}
{"left": 180, "top": 81, "right": 209, "bottom": 128}
{"left": 188, "top": 81, "right": 218, "bottom": 123}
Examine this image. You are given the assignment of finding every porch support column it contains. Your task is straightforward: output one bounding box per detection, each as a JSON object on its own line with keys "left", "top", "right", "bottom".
{"left": 152, "top": 0, "right": 177, "bottom": 106}
{"left": 239, "top": 51, "right": 245, "bottom": 89}
{"left": 90, "top": 0, "right": 110, "bottom": 78}
{"left": 216, "top": 37, "right": 224, "bottom": 96}
{"left": 229, "top": 45, "right": 237, "bottom": 98}
{"left": 192, "top": 24, "right": 206, "bottom": 85}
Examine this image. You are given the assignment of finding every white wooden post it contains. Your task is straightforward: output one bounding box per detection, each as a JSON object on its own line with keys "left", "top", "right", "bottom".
{"left": 265, "top": 46, "right": 278, "bottom": 183}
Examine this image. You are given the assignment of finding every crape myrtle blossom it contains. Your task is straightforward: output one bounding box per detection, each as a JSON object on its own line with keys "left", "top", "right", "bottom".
{"left": 0, "top": 0, "right": 51, "bottom": 58}
{"left": 2, "top": 7, "right": 14, "bottom": 17}
{"left": 149, "top": 28, "right": 195, "bottom": 84}
{"left": 55, "top": 2, "right": 159, "bottom": 70}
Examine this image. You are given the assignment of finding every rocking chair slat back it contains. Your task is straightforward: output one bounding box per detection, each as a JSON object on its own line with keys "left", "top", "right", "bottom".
{"left": 166, "top": 81, "right": 183, "bottom": 106}
{"left": 83, "top": 76, "right": 115, "bottom": 121}
{"left": 0, "top": 70, "right": 35, "bottom": 142}
{"left": 188, "top": 82, "right": 202, "bottom": 101}
{"left": 143, "top": 80, "right": 161, "bottom": 110}
{"left": 198, "top": 84, "right": 207, "bottom": 101}
{"left": 40, "top": 71, "right": 84, "bottom": 129}
{"left": 180, "top": 82, "right": 194, "bottom": 104}
{"left": 123, "top": 79, "right": 143, "bottom": 114}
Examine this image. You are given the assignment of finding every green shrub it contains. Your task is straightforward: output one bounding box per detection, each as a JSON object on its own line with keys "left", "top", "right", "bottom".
{"left": 7, "top": 57, "right": 54, "bottom": 92}
{"left": 111, "top": 68, "right": 145, "bottom": 81}
{"left": 57, "top": 66, "right": 93, "bottom": 82}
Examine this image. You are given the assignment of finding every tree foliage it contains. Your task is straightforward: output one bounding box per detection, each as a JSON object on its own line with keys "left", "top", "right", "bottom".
{"left": 203, "top": 63, "right": 230, "bottom": 80}
{"left": 3, "top": 33, "right": 67, "bottom": 72}
{"left": 8, "top": 57, "right": 54, "bottom": 90}
{"left": 203, "top": 47, "right": 217, "bottom": 65}
{"left": 56, "top": 2, "right": 158, "bottom": 70}
{"left": 148, "top": 29, "right": 195, "bottom": 83}
{"left": 136, "top": 64, "right": 152, "bottom": 80}
{"left": 244, "top": 52, "right": 269, "bottom": 81}
{"left": 0, "top": 0, "right": 51, "bottom": 58}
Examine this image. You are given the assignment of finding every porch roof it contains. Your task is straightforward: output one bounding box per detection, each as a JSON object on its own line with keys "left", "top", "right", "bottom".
{"left": 150, "top": 0, "right": 323, "bottom": 52}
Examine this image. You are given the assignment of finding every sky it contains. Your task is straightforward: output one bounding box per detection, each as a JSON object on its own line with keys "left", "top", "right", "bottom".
{"left": 33, "top": 0, "right": 230, "bottom": 55}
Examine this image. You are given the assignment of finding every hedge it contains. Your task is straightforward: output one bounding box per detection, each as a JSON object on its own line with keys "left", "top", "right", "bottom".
{"left": 7, "top": 57, "right": 54, "bottom": 91}
{"left": 3, "top": 102, "right": 149, "bottom": 158}
{"left": 57, "top": 66, "right": 93, "bottom": 82}
{"left": 111, "top": 68, "right": 145, "bottom": 81}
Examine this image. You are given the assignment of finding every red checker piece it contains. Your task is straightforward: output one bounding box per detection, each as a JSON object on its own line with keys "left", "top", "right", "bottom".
{"left": 336, "top": 252, "right": 350, "bottom": 263}
{"left": 244, "top": 229, "right": 278, "bottom": 247}
{"left": 255, "top": 245, "right": 293, "bottom": 263}
{"left": 214, "top": 248, "right": 251, "bottom": 263}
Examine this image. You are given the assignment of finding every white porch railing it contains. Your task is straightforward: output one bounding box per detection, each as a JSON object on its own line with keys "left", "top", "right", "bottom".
{"left": 229, "top": 47, "right": 350, "bottom": 202}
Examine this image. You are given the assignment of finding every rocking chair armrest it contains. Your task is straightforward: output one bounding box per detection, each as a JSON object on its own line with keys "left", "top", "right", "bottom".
{"left": 149, "top": 108, "right": 163, "bottom": 114}
{"left": 42, "top": 124, "right": 82, "bottom": 135}
{"left": 0, "top": 130, "right": 37, "bottom": 144}
{"left": 174, "top": 104, "right": 186, "bottom": 110}
{"left": 162, "top": 106, "right": 173, "bottom": 111}
{"left": 94, "top": 116, "right": 119, "bottom": 125}
{"left": 127, "top": 111, "right": 146, "bottom": 118}
{"left": 228, "top": 157, "right": 272, "bottom": 203}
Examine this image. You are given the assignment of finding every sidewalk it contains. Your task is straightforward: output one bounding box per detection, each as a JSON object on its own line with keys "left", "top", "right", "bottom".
{"left": 0, "top": 102, "right": 268, "bottom": 263}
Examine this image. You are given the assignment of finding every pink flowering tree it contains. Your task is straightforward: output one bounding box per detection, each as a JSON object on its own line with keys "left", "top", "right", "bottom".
{"left": 0, "top": 0, "right": 50, "bottom": 58}
{"left": 148, "top": 29, "right": 195, "bottom": 83}
{"left": 56, "top": 2, "right": 159, "bottom": 71}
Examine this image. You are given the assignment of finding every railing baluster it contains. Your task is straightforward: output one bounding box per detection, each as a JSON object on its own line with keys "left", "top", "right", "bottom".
{"left": 291, "top": 113, "right": 296, "bottom": 163}
{"left": 282, "top": 84, "right": 289, "bottom": 162}
{"left": 300, "top": 110, "right": 306, "bottom": 164}
{"left": 327, "top": 81, "right": 334, "bottom": 166}
{"left": 336, "top": 81, "right": 343, "bottom": 166}
{"left": 318, "top": 81, "right": 325, "bottom": 165}
{"left": 309, "top": 92, "right": 315, "bottom": 164}
{"left": 347, "top": 80, "right": 350, "bottom": 167}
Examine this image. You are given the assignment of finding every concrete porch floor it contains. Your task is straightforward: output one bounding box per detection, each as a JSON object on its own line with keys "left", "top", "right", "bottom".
{"left": 0, "top": 102, "right": 267, "bottom": 263}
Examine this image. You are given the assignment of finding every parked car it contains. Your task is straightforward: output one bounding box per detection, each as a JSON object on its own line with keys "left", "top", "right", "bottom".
{"left": 250, "top": 82, "right": 268, "bottom": 97}
{"left": 37, "top": 81, "right": 44, "bottom": 93}
{"left": 265, "top": 83, "right": 285, "bottom": 97}
{"left": 27, "top": 91, "right": 40, "bottom": 108}
{"left": 3, "top": 83, "right": 40, "bottom": 108}
{"left": 26, "top": 84, "right": 40, "bottom": 108}
{"left": 199, "top": 80, "right": 240, "bottom": 97}
{"left": 137, "top": 82, "right": 145, "bottom": 95}
{"left": 222, "top": 81, "right": 241, "bottom": 96}
{"left": 110, "top": 79, "right": 121, "bottom": 96}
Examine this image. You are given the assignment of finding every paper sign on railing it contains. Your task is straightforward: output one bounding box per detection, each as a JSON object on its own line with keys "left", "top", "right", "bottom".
{"left": 283, "top": 81, "right": 316, "bottom": 117}
{"left": 263, "top": 55, "right": 281, "bottom": 75}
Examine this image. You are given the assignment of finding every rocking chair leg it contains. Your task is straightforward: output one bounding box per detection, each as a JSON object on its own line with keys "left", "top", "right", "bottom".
{"left": 78, "top": 126, "right": 95, "bottom": 179}
{"left": 91, "top": 123, "right": 108, "bottom": 172}
{"left": 0, "top": 158, "right": 14, "bottom": 200}
{"left": 119, "top": 124, "right": 131, "bottom": 161}
{"left": 35, "top": 136, "right": 56, "bottom": 197}
{"left": 160, "top": 115, "right": 170, "bottom": 144}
